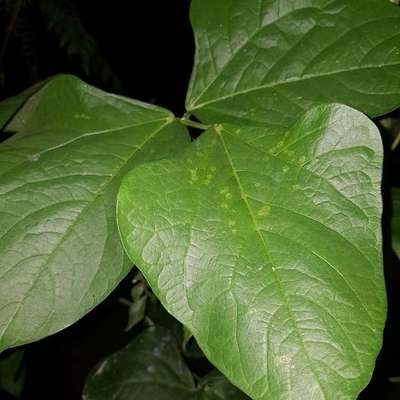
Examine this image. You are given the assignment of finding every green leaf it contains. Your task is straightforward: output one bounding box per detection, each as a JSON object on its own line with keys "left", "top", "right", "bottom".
{"left": 125, "top": 295, "right": 147, "bottom": 331}
{"left": 83, "top": 326, "right": 248, "bottom": 400}
{"left": 117, "top": 104, "right": 386, "bottom": 399}
{"left": 0, "top": 75, "right": 190, "bottom": 351}
{"left": 186, "top": 0, "right": 400, "bottom": 127}
{"left": 392, "top": 188, "right": 400, "bottom": 259}
{"left": 0, "top": 350, "right": 26, "bottom": 397}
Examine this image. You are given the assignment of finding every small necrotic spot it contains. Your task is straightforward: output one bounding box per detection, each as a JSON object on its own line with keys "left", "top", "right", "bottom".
{"left": 258, "top": 205, "right": 271, "bottom": 217}
{"left": 28, "top": 153, "right": 40, "bottom": 162}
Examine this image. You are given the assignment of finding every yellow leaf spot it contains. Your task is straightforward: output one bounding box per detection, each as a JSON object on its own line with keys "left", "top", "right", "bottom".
{"left": 258, "top": 205, "right": 271, "bottom": 217}
{"left": 190, "top": 169, "right": 198, "bottom": 182}
{"left": 203, "top": 173, "right": 213, "bottom": 185}
{"left": 220, "top": 187, "right": 229, "bottom": 195}
{"left": 74, "top": 113, "right": 90, "bottom": 120}
{"left": 215, "top": 124, "right": 223, "bottom": 134}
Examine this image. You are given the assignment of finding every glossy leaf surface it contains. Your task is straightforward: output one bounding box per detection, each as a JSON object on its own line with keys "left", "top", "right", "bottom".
{"left": 83, "top": 326, "right": 248, "bottom": 400}
{"left": 187, "top": 0, "right": 400, "bottom": 127}
{"left": 118, "top": 104, "right": 385, "bottom": 399}
{"left": 0, "top": 75, "right": 190, "bottom": 351}
{"left": 392, "top": 188, "right": 400, "bottom": 259}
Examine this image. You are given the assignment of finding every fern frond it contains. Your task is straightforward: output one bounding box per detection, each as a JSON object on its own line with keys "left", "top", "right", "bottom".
{"left": 38, "top": 0, "right": 121, "bottom": 90}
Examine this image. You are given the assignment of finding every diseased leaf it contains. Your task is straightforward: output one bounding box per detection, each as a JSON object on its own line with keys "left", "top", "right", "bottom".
{"left": 83, "top": 326, "right": 248, "bottom": 400}
{"left": 392, "top": 188, "right": 400, "bottom": 259}
{"left": 118, "top": 104, "right": 386, "bottom": 399}
{"left": 0, "top": 75, "right": 190, "bottom": 351}
{"left": 186, "top": 0, "right": 400, "bottom": 127}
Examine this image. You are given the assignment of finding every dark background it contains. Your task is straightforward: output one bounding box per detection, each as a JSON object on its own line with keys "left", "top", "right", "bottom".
{"left": 0, "top": 1, "right": 399, "bottom": 399}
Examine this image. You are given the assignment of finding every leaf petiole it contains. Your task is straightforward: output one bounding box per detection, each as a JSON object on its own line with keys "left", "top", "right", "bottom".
{"left": 177, "top": 117, "right": 210, "bottom": 130}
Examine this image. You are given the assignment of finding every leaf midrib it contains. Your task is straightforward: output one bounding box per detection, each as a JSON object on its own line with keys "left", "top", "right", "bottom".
{"left": 190, "top": 62, "right": 400, "bottom": 111}
{"left": 188, "top": 2, "right": 400, "bottom": 112}
{"left": 217, "top": 127, "right": 328, "bottom": 399}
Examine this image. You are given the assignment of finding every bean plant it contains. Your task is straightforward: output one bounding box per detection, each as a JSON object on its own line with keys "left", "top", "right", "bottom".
{"left": 1, "top": 1, "right": 400, "bottom": 399}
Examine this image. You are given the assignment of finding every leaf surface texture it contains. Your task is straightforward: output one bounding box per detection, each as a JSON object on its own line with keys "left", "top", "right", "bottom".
{"left": 0, "top": 75, "right": 190, "bottom": 350}
{"left": 118, "top": 104, "right": 385, "bottom": 399}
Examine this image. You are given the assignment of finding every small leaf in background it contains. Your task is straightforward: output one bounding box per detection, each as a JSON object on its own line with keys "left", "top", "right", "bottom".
{"left": 145, "top": 297, "right": 185, "bottom": 343}
{"left": 187, "top": 0, "right": 400, "bottom": 127}
{"left": 377, "top": 117, "right": 400, "bottom": 151}
{"left": 182, "top": 325, "right": 193, "bottom": 350}
{"left": 0, "top": 349, "right": 26, "bottom": 397}
{"left": 119, "top": 272, "right": 149, "bottom": 331}
{"left": 118, "top": 104, "right": 385, "bottom": 399}
{"left": 392, "top": 133, "right": 400, "bottom": 151}
{"left": 0, "top": 74, "right": 190, "bottom": 351}
{"left": 392, "top": 188, "right": 400, "bottom": 259}
{"left": 182, "top": 325, "right": 204, "bottom": 359}
{"left": 83, "top": 326, "right": 248, "bottom": 400}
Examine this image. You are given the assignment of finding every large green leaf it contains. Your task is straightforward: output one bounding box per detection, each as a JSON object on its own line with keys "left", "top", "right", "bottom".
{"left": 0, "top": 75, "right": 190, "bottom": 351}
{"left": 186, "top": 0, "right": 400, "bottom": 127}
{"left": 392, "top": 188, "right": 400, "bottom": 259}
{"left": 83, "top": 326, "right": 248, "bottom": 400}
{"left": 117, "top": 104, "right": 385, "bottom": 399}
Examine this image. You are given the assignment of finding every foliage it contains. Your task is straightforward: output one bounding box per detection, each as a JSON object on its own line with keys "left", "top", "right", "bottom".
{"left": 83, "top": 326, "right": 248, "bottom": 400}
{"left": 1, "top": 0, "right": 400, "bottom": 399}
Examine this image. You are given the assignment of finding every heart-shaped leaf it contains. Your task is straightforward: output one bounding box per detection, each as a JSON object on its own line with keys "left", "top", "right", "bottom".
{"left": 187, "top": 0, "right": 400, "bottom": 127}
{"left": 118, "top": 104, "right": 385, "bottom": 399}
{"left": 83, "top": 326, "right": 248, "bottom": 400}
{"left": 392, "top": 188, "right": 400, "bottom": 259}
{"left": 0, "top": 75, "right": 190, "bottom": 351}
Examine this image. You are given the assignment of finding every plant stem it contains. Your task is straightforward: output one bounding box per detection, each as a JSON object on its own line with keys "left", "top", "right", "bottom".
{"left": 392, "top": 131, "right": 400, "bottom": 151}
{"left": 178, "top": 117, "right": 210, "bottom": 130}
{"left": 183, "top": 111, "right": 192, "bottom": 120}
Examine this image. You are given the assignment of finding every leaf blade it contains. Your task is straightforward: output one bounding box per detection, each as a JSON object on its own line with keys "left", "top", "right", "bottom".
{"left": 83, "top": 326, "right": 248, "bottom": 400}
{"left": 117, "top": 104, "right": 385, "bottom": 399}
{"left": 187, "top": 0, "right": 400, "bottom": 127}
{"left": 0, "top": 75, "right": 190, "bottom": 351}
